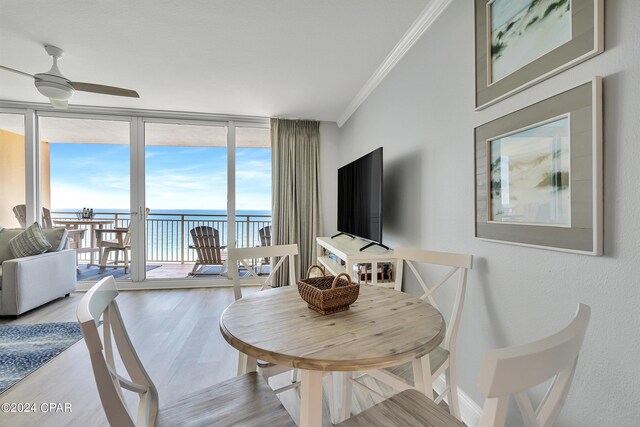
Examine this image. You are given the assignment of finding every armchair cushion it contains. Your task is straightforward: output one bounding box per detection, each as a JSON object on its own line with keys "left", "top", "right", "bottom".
{"left": 9, "top": 222, "right": 52, "bottom": 258}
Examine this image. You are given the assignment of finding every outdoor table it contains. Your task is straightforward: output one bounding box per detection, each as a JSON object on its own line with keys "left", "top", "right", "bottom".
{"left": 53, "top": 218, "right": 114, "bottom": 267}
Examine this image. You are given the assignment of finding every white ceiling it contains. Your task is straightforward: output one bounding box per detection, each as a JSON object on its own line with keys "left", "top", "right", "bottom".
{"left": 0, "top": 0, "right": 429, "bottom": 122}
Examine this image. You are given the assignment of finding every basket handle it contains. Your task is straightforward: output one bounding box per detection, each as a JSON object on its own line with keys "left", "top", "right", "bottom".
{"left": 306, "top": 264, "right": 326, "bottom": 279}
{"left": 332, "top": 273, "right": 353, "bottom": 289}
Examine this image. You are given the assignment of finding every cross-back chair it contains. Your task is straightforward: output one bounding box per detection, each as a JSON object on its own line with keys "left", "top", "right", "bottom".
{"left": 344, "top": 248, "right": 472, "bottom": 420}
{"left": 228, "top": 243, "right": 297, "bottom": 301}
{"left": 189, "top": 226, "right": 227, "bottom": 275}
{"left": 228, "top": 244, "right": 299, "bottom": 391}
{"left": 338, "top": 304, "right": 591, "bottom": 427}
{"left": 77, "top": 276, "right": 295, "bottom": 427}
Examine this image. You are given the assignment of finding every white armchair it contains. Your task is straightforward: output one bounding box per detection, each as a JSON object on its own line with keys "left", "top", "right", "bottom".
{"left": 0, "top": 228, "right": 76, "bottom": 316}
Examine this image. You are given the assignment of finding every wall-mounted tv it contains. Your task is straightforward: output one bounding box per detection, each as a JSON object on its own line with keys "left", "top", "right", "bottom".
{"left": 336, "top": 147, "right": 387, "bottom": 251}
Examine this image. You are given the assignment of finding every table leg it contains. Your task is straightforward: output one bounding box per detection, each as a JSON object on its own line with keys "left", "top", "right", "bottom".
{"left": 300, "top": 369, "right": 323, "bottom": 427}
{"left": 339, "top": 371, "right": 352, "bottom": 422}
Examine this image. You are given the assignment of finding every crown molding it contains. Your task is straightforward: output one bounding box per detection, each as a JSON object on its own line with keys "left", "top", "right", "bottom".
{"left": 336, "top": 0, "right": 453, "bottom": 127}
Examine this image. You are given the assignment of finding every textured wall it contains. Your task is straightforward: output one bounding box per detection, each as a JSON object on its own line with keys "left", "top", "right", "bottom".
{"left": 324, "top": 0, "right": 640, "bottom": 424}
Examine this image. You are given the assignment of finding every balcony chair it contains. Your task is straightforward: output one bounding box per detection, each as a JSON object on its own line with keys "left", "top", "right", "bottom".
{"left": 77, "top": 276, "right": 295, "bottom": 427}
{"left": 96, "top": 227, "right": 131, "bottom": 274}
{"left": 41, "top": 207, "right": 86, "bottom": 269}
{"left": 340, "top": 248, "right": 473, "bottom": 420}
{"left": 13, "top": 205, "right": 86, "bottom": 263}
{"left": 338, "top": 304, "right": 591, "bottom": 427}
{"left": 256, "top": 225, "right": 271, "bottom": 274}
{"left": 12, "top": 204, "right": 27, "bottom": 228}
{"left": 189, "top": 226, "right": 227, "bottom": 275}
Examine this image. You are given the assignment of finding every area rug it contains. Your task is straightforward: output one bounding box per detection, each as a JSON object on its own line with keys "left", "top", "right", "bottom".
{"left": 77, "top": 264, "right": 160, "bottom": 282}
{"left": 0, "top": 322, "right": 83, "bottom": 394}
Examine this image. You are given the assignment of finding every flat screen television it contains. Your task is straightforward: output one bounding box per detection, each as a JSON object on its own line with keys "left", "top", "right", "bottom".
{"left": 337, "top": 147, "right": 385, "bottom": 250}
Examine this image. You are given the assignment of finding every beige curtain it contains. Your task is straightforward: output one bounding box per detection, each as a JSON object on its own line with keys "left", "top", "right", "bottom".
{"left": 271, "top": 118, "right": 320, "bottom": 286}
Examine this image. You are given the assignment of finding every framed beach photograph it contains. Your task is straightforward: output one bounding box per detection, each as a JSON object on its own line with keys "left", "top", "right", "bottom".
{"left": 474, "top": 77, "right": 602, "bottom": 255}
{"left": 475, "top": 0, "right": 604, "bottom": 109}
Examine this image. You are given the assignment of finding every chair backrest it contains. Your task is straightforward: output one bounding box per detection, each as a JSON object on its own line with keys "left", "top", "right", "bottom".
{"left": 190, "top": 226, "right": 223, "bottom": 264}
{"left": 42, "top": 207, "right": 53, "bottom": 228}
{"left": 13, "top": 204, "right": 27, "bottom": 228}
{"left": 121, "top": 227, "right": 132, "bottom": 248}
{"left": 477, "top": 304, "right": 591, "bottom": 427}
{"left": 394, "top": 248, "right": 473, "bottom": 352}
{"left": 77, "top": 276, "right": 158, "bottom": 427}
{"left": 228, "top": 244, "right": 298, "bottom": 300}
{"left": 259, "top": 225, "right": 271, "bottom": 247}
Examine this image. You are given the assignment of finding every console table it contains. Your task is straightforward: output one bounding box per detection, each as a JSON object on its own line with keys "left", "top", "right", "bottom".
{"left": 316, "top": 236, "right": 399, "bottom": 289}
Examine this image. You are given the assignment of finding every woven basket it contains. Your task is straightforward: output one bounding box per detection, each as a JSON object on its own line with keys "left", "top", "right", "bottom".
{"left": 297, "top": 265, "right": 359, "bottom": 315}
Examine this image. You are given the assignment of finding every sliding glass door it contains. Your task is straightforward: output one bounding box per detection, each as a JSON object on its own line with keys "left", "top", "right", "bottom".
{"left": 0, "top": 101, "right": 270, "bottom": 287}
{"left": 38, "top": 115, "right": 132, "bottom": 283}
{"left": 143, "top": 120, "right": 229, "bottom": 280}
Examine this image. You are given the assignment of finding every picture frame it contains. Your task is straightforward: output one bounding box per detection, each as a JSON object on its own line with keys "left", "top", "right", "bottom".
{"left": 474, "top": 77, "right": 602, "bottom": 255}
{"left": 474, "top": 0, "right": 604, "bottom": 109}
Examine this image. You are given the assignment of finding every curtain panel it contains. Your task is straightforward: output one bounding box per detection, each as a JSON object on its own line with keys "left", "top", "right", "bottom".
{"left": 271, "top": 118, "right": 320, "bottom": 286}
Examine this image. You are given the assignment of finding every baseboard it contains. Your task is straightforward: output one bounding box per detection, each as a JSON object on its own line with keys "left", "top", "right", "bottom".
{"left": 433, "top": 376, "right": 482, "bottom": 426}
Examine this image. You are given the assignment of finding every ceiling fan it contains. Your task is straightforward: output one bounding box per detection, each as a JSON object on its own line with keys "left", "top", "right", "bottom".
{"left": 0, "top": 44, "right": 139, "bottom": 109}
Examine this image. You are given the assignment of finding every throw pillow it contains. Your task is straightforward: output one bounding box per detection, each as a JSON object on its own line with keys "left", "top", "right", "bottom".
{"left": 9, "top": 222, "right": 52, "bottom": 258}
{"left": 43, "top": 227, "right": 69, "bottom": 252}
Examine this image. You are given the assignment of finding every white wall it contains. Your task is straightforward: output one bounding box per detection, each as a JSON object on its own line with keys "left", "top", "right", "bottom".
{"left": 324, "top": 0, "right": 640, "bottom": 425}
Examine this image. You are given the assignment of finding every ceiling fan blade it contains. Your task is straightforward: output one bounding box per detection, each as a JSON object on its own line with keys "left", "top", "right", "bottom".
{"left": 0, "top": 65, "right": 34, "bottom": 79}
{"left": 50, "top": 99, "right": 68, "bottom": 109}
{"left": 70, "top": 81, "right": 139, "bottom": 98}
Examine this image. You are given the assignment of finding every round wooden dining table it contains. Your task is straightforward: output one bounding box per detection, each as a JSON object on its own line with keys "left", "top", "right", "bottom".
{"left": 220, "top": 285, "right": 445, "bottom": 427}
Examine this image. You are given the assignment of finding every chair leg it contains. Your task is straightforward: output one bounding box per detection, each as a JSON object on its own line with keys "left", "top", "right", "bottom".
{"left": 412, "top": 356, "right": 434, "bottom": 400}
{"left": 114, "top": 250, "right": 120, "bottom": 269}
{"left": 99, "top": 248, "right": 110, "bottom": 272}
{"left": 123, "top": 249, "right": 129, "bottom": 274}
{"left": 446, "top": 360, "right": 461, "bottom": 418}
{"left": 191, "top": 263, "right": 199, "bottom": 275}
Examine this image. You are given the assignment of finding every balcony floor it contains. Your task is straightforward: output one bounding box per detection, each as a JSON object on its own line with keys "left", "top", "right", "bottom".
{"left": 76, "top": 261, "right": 268, "bottom": 281}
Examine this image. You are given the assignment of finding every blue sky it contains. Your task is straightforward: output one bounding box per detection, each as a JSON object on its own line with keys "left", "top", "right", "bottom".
{"left": 49, "top": 143, "right": 271, "bottom": 211}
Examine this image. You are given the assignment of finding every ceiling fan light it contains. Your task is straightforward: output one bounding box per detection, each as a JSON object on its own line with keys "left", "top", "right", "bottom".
{"left": 35, "top": 80, "right": 74, "bottom": 101}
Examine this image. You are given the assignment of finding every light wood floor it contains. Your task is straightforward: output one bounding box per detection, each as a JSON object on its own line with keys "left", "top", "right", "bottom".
{"left": 0, "top": 288, "right": 392, "bottom": 427}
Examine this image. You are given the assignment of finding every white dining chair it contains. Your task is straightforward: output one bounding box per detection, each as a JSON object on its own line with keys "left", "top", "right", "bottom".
{"left": 342, "top": 248, "right": 473, "bottom": 420}
{"left": 228, "top": 244, "right": 300, "bottom": 392}
{"left": 77, "top": 276, "right": 295, "bottom": 426}
{"left": 338, "top": 303, "right": 591, "bottom": 427}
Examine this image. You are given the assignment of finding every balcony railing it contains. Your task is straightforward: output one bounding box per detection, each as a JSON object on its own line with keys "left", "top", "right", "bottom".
{"left": 52, "top": 211, "right": 271, "bottom": 264}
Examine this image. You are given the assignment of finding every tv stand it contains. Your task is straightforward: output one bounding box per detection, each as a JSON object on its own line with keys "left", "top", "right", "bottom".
{"left": 331, "top": 232, "right": 355, "bottom": 239}
{"left": 360, "top": 241, "right": 390, "bottom": 252}
{"left": 316, "top": 237, "right": 399, "bottom": 290}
